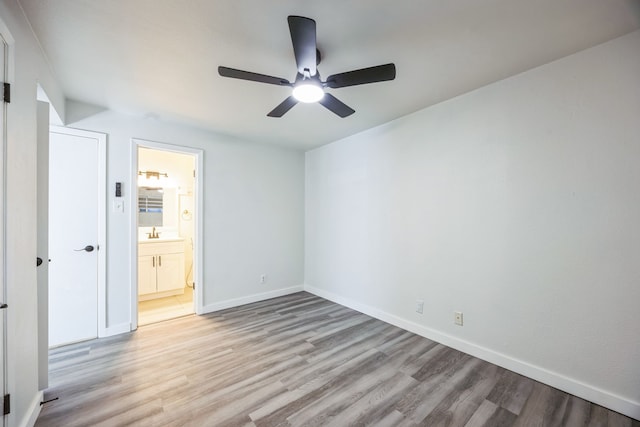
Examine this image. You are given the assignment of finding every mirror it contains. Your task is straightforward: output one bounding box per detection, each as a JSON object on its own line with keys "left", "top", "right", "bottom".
{"left": 138, "top": 187, "right": 178, "bottom": 228}
{"left": 138, "top": 187, "right": 163, "bottom": 227}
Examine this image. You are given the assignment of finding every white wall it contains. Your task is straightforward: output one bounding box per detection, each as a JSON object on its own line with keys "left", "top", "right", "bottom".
{"left": 0, "top": 0, "right": 66, "bottom": 425}
{"left": 305, "top": 30, "right": 640, "bottom": 419}
{"left": 65, "top": 108, "right": 305, "bottom": 329}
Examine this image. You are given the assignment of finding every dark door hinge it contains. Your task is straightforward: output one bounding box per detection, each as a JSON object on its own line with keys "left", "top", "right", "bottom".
{"left": 3, "top": 394, "right": 10, "bottom": 415}
{"left": 3, "top": 83, "right": 10, "bottom": 103}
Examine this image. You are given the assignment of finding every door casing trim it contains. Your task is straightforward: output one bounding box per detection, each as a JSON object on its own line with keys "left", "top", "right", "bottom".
{"left": 129, "top": 138, "right": 204, "bottom": 331}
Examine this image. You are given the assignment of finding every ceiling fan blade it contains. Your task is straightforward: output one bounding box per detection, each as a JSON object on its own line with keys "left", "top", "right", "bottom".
{"left": 267, "top": 96, "right": 298, "bottom": 117}
{"left": 318, "top": 94, "right": 355, "bottom": 118}
{"left": 288, "top": 16, "right": 317, "bottom": 76}
{"left": 218, "top": 66, "right": 291, "bottom": 86}
{"left": 325, "top": 63, "right": 396, "bottom": 89}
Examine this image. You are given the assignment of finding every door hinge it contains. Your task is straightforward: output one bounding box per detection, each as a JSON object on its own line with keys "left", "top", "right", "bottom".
{"left": 3, "top": 394, "right": 10, "bottom": 415}
{"left": 193, "top": 169, "right": 195, "bottom": 178}
{"left": 3, "top": 83, "right": 10, "bottom": 103}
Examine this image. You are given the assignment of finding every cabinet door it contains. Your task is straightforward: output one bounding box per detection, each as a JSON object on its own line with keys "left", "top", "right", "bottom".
{"left": 156, "top": 252, "right": 185, "bottom": 292}
{"left": 138, "top": 255, "right": 157, "bottom": 295}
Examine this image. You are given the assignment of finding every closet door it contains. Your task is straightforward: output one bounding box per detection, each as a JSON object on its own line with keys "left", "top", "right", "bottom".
{"left": 49, "top": 129, "right": 105, "bottom": 347}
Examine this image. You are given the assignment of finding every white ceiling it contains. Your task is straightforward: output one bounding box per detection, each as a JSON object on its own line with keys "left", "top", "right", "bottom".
{"left": 19, "top": 0, "right": 640, "bottom": 150}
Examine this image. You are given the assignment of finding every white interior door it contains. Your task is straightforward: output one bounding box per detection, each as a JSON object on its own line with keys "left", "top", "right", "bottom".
{"left": 49, "top": 130, "right": 103, "bottom": 347}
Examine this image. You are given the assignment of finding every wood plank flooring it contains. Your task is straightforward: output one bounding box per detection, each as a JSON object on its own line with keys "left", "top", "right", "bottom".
{"left": 36, "top": 292, "right": 639, "bottom": 426}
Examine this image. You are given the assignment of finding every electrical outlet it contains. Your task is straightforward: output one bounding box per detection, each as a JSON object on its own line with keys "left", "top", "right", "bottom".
{"left": 415, "top": 299, "right": 424, "bottom": 314}
{"left": 260, "top": 274, "right": 267, "bottom": 284}
{"left": 454, "top": 311, "right": 463, "bottom": 326}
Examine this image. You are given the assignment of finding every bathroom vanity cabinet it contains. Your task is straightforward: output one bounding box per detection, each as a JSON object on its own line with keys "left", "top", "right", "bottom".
{"left": 138, "top": 239, "right": 185, "bottom": 300}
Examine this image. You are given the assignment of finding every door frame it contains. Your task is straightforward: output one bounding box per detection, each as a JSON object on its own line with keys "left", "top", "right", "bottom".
{"left": 129, "top": 138, "right": 203, "bottom": 330}
{"left": 36, "top": 101, "right": 49, "bottom": 390}
{"left": 0, "top": 23, "right": 11, "bottom": 427}
{"left": 50, "top": 125, "right": 107, "bottom": 338}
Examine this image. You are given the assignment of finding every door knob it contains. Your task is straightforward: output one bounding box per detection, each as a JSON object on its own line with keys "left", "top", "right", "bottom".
{"left": 0, "top": 303, "right": 7, "bottom": 309}
{"left": 74, "top": 245, "right": 95, "bottom": 252}
{"left": 37, "top": 257, "right": 43, "bottom": 266}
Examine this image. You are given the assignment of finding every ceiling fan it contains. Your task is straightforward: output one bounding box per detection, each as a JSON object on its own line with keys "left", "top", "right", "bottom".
{"left": 218, "top": 16, "right": 396, "bottom": 118}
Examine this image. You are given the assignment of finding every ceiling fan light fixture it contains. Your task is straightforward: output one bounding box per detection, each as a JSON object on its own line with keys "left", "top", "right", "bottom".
{"left": 218, "top": 16, "right": 396, "bottom": 117}
{"left": 292, "top": 82, "right": 324, "bottom": 103}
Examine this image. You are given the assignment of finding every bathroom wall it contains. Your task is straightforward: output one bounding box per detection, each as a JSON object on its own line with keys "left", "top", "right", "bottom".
{"left": 137, "top": 147, "right": 195, "bottom": 236}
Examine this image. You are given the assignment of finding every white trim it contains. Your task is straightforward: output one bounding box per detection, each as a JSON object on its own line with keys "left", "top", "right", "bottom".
{"left": 129, "top": 141, "right": 137, "bottom": 330}
{"left": 102, "top": 322, "right": 131, "bottom": 338}
{"left": 0, "top": 23, "right": 10, "bottom": 427}
{"left": 130, "top": 139, "right": 204, "bottom": 330}
{"left": 0, "top": 17, "right": 15, "bottom": 84}
{"left": 18, "top": 390, "right": 42, "bottom": 427}
{"left": 202, "top": 286, "right": 304, "bottom": 314}
{"left": 304, "top": 284, "right": 640, "bottom": 421}
{"left": 49, "top": 126, "right": 107, "bottom": 339}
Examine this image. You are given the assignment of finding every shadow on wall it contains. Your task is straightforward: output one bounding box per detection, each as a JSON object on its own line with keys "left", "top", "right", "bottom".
{"left": 65, "top": 99, "right": 109, "bottom": 125}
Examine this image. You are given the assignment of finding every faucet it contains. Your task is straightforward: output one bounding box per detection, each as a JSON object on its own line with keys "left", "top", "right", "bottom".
{"left": 147, "top": 226, "right": 160, "bottom": 239}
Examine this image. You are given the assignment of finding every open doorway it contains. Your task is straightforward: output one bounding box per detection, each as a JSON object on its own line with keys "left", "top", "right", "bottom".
{"left": 132, "top": 141, "right": 202, "bottom": 327}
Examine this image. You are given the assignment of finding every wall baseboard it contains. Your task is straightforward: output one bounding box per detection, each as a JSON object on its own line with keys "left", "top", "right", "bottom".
{"left": 202, "top": 286, "right": 304, "bottom": 314}
{"left": 102, "top": 322, "right": 132, "bottom": 337}
{"left": 19, "top": 390, "right": 43, "bottom": 427}
{"left": 304, "top": 284, "right": 640, "bottom": 421}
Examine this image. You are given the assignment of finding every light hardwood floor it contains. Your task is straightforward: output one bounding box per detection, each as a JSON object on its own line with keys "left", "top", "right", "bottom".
{"left": 138, "top": 286, "right": 194, "bottom": 326}
{"left": 36, "top": 292, "right": 639, "bottom": 426}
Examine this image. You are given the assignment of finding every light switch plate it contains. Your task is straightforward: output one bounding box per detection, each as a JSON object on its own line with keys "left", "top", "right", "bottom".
{"left": 113, "top": 199, "right": 124, "bottom": 213}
